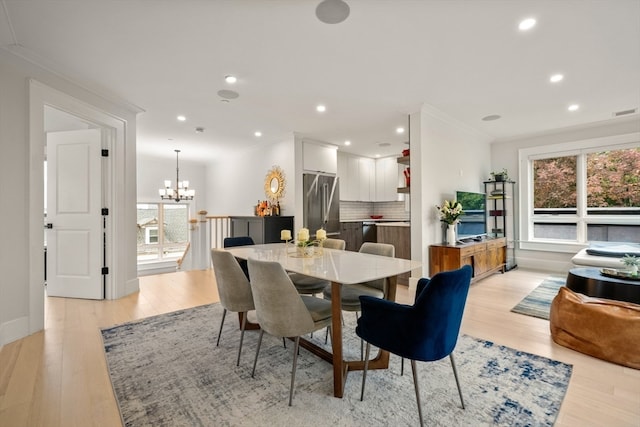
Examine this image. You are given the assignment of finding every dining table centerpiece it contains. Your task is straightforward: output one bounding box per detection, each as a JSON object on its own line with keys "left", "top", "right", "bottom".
{"left": 436, "top": 199, "right": 463, "bottom": 246}
{"left": 289, "top": 227, "right": 327, "bottom": 257}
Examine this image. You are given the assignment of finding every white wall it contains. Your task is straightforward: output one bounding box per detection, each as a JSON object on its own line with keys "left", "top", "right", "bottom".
{"left": 491, "top": 117, "right": 640, "bottom": 273}
{"left": 413, "top": 104, "right": 493, "bottom": 279}
{"left": 0, "top": 48, "right": 140, "bottom": 346}
{"left": 137, "top": 153, "right": 208, "bottom": 217}
{"left": 205, "top": 136, "right": 296, "bottom": 222}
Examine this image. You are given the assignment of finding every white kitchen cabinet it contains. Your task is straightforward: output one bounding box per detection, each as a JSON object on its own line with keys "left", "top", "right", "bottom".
{"left": 303, "top": 142, "right": 337, "bottom": 174}
{"left": 337, "top": 152, "right": 374, "bottom": 201}
{"left": 374, "top": 156, "right": 401, "bottom": 201}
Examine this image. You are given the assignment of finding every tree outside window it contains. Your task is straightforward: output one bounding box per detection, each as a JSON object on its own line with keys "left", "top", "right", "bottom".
{"left": 529, "top": 146, "right": 639, "bottom": 243}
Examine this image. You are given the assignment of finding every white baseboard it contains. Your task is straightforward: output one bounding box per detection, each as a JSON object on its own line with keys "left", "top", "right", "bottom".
{"left": 125, "top": 277, "right": 140, "bottom": 296}
{"left": 0, "top": 315, "right": 29, "bottom": 346}
{"left": 515, "top": 256, "right": 573, "bottom": 275}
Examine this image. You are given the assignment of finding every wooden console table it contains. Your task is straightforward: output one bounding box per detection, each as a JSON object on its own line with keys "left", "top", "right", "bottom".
{"left": 429, "top": 238, "right": 506, "bottom": 281}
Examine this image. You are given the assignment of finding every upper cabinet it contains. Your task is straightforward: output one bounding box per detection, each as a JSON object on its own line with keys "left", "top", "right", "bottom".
{"left": 375, "top": 156, "right": 402, "bottom": 202}
{"left": 303, "top": 142, "right": 337, "bottom": 174}
{"left": 338, "top": 152, "right": 374, "bottom": 201}
{"left": 338, "top": 152, "right": 401, "bottom": 202}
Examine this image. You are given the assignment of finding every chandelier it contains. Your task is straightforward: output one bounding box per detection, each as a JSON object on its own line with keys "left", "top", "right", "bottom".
{"left": 159, "top": 149, "right": 195, "bottom": 202}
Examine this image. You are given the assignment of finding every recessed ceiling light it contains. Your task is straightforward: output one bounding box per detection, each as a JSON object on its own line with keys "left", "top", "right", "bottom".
{"left": 482, "top": 114, "right": 502, "bottom": 121}
{"left": 316, "top": 104, "right": 326, "bottom": 113}
{"left": 519, "top": 18, "right": 536, "bottom": 31}
{"left": 254, "top": 131, "right": 262, "bottom": 137}
{"left": 375, "top": 154, "right": 381, "bottom": 158}
{"left": 550, "top": 74, "right": 564, "bottom": 83}
{"left": 195, "top": 127, "right": 204, "bottom": 133}
{"left": 316, "top": 0, "right": 350, "bottom": 24}
{"left": 218, "top": 90, "right": 239, "bottom": 99}
{"left": 568, "top": 104, "right": 580, "bottom": 112}
{"left": 177, "top": 115, "right": 186, "bottom": 121}
{"left": 225, "top": 75, "right": 237, "bottom": 84}
{"left": 344, "top": 140, "right": 351, "bottom": 146}
{"left": 396, "top": 127, "right": 405, "bottom": 134}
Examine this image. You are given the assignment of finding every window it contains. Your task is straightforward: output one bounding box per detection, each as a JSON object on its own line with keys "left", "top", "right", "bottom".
{"left": 519, "top": 134, "right": 640, "bottom": 251}
{"left": 137, "top": 203, "right": 189, "bottom": 262}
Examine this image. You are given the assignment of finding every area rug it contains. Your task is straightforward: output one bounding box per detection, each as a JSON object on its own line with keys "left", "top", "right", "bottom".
{"left": 511, "top": 277, "right": 566, "bottom": 320}
{"left": 101, "top": 303, "right": 573, "bottom": 427}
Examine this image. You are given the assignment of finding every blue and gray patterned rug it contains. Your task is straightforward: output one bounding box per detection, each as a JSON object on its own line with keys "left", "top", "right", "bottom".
{"left": 101, "top": 303, "right": 572, "bottom": 426}
{"left": 511, "top": 277, "right": 566, "bottom": 320}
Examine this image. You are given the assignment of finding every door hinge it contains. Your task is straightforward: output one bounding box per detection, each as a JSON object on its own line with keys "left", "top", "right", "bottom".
{"left": 102, "top": 208, "right": 109, "bottom": 216}
{"left": 101, "top": 149, "right": 109, "bottom": 157}
{"left": 102, "top": 267, "right": 109, "bottom": 275}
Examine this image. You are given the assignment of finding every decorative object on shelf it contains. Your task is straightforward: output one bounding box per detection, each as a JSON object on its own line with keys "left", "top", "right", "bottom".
{"left": 264, "top": 165, "right": 286, "bottom": 202}
{"left": 159, "top": 149, "right": 195, "bottom": 202}
{"left": 403, "top": 167, "right": 410, "bottom": 187}
{"left": 437, "top": 200, "right": 463, "bottom": 246}
{"left": 621, "top": 254, "right": 639, "bottom": 276}
{"left": 402, "top": 148, "right": 410, "bottom": 157}
{"left": 447, "top": 224, "right": 456, "bottom": 246}
{"left": 489, "top": 168, "right": 509, "bottom": 182}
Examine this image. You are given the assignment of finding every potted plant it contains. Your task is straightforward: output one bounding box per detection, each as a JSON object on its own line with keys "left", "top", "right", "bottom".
{"left": 436, "top": 200, "right": 463, "bottom": 246}
{"left": 621, "top": 254, "right": 639, "bottom": 276}
{"left": 490, "top": 168, "right": 509, "bottom": 182}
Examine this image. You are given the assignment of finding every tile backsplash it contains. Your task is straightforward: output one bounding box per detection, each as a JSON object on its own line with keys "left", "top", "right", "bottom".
{"left": 340, "top": 201, "right": 410, "bottom": 221}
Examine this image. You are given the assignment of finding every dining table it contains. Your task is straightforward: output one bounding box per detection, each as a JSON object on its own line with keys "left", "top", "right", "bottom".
{"left": 224, "top": 242, "right": 422, "bottom": 398}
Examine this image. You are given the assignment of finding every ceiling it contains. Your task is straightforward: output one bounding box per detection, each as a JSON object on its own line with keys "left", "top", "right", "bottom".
{"left": 1, "top": 0, "right": 639, "bottom": 162}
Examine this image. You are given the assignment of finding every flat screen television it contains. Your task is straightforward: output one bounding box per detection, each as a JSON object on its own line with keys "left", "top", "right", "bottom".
{"left": 456, "top": 190, "right": 487, "bottom": 240}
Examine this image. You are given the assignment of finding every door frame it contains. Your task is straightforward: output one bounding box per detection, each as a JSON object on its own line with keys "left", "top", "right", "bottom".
{"left": 28, "top": 79, "right": 137, "bottom": 334}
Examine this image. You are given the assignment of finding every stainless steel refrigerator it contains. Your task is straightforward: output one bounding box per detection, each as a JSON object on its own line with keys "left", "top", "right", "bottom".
{"left": 303, "top": 173, "right": 340, "bottom": 238}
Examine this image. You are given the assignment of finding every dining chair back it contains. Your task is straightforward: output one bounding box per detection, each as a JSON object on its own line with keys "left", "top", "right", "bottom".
{"left": 356, "top": 265, "right": 473, "bottom": 427}
{"left": 248, "top": 258, "right": 332, "bottom": 406}
{"left": 290, "top": 238, "right": 346, "bottom": 295}
{"left": 223, "top": 236, "right": 255, "bottom": 279}
{"left": 210, "top": 249, "right": 255, "bottom": 366}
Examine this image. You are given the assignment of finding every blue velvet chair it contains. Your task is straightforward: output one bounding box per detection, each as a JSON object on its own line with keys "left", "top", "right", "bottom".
{"left": 356, "top": 265, "right": 472, "bottom": 427}
{"left": 223, "top": 236, "right": 255, "bottom": 279}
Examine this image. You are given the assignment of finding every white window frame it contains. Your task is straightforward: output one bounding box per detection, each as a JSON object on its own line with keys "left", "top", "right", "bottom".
{"left": 137, "top": 202, "right": 190, "bottom": 264}
{"left": 518, "top": 132, "right": 640, "bottom": 253}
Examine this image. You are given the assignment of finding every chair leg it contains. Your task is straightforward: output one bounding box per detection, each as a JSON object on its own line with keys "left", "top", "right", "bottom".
{"left": 360, "top": 341, "right": 371, "bottom": 401}
{"left": 289, "top": 336, "right": 301, "bottom": 406}
{"left": 236, "top": 311, "right": 247, "bottom": 366}
{"left": 410, "top": 359, "right": 425, "bottom": 427}
{"left": 401, "top": 357, "right": 404, "bottom": 376}
{"left": 355, "top": 312, "right": 364, "bottom": 360}
{"left": 216, "top": 308, "right": 227, "bottom": 346}
{"left": 449, "top": 353, "right": 465, "bottom": 409}
{"left": 251, "top": 329, "right": 264, "bottom": 378}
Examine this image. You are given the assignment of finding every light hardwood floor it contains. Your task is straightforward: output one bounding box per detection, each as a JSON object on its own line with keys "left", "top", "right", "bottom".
{"left": 1, "top": 268, "right": 638, "bottom": 426}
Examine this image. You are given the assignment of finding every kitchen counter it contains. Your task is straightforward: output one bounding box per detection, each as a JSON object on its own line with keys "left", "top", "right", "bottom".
{"left": 375, "top": 222, "right": 410, "bottom": 227}
{"left": 341, "top": 218, "right": 409, "bottom": 223}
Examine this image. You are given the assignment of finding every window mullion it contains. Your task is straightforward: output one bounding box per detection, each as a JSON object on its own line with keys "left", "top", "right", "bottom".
{"left": 576, "top": 152, "right": 587, "bottom": 243}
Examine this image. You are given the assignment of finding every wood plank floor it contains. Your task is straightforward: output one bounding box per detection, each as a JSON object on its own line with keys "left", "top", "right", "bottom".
{"left": 0, "top": 268, "right": 638, "bottom": 426}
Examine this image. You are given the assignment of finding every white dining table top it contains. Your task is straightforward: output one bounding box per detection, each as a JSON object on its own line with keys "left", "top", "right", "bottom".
{"left": 224, "top": 243, "right": 421, "bottom": 285}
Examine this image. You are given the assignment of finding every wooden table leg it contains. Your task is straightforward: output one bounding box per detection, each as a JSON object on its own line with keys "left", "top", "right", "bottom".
{"left": 237, "top": 312, "right": 260, "bottom": 330}
{"left": 330, "top": 281, "right": 344, "bottom": 398}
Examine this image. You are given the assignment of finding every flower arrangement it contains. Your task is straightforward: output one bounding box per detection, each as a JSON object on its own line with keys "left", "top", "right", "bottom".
{"left": 436, "top": 200, "right": 463, "bottom": 225}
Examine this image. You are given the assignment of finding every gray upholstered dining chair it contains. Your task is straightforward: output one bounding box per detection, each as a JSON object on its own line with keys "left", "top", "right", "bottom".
{"left": 247, "top": 258, "right": 333, "bottom": 406}
{"left": 322, "top": 242, "right": 395, "bottom": 354}
{"left": 210, "top": 249, "right": 255, "bottom": 366}
{"left": 289, "top": 238, "right": 346, "bottom": 295}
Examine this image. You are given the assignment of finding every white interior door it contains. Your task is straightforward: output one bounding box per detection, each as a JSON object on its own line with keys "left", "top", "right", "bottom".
{"left": 46, "top": 129, "right": 104, "bottom": 299}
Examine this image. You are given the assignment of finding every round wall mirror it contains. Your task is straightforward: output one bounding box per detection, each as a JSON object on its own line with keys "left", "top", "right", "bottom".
{"left": 264, "top": 165, "right": 285, "bottom": 201}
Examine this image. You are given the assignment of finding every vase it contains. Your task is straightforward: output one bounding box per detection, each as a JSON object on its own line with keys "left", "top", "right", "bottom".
{"left": 630, "top": 265, "right": 638, "bottom": 276}
{"left": 447, "top": 224, "right": 456, "bottom": 246}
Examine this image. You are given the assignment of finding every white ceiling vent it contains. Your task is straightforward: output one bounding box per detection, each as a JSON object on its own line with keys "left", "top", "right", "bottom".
{"left": 613, "top": 108, "right": 637, "bottom": 117}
